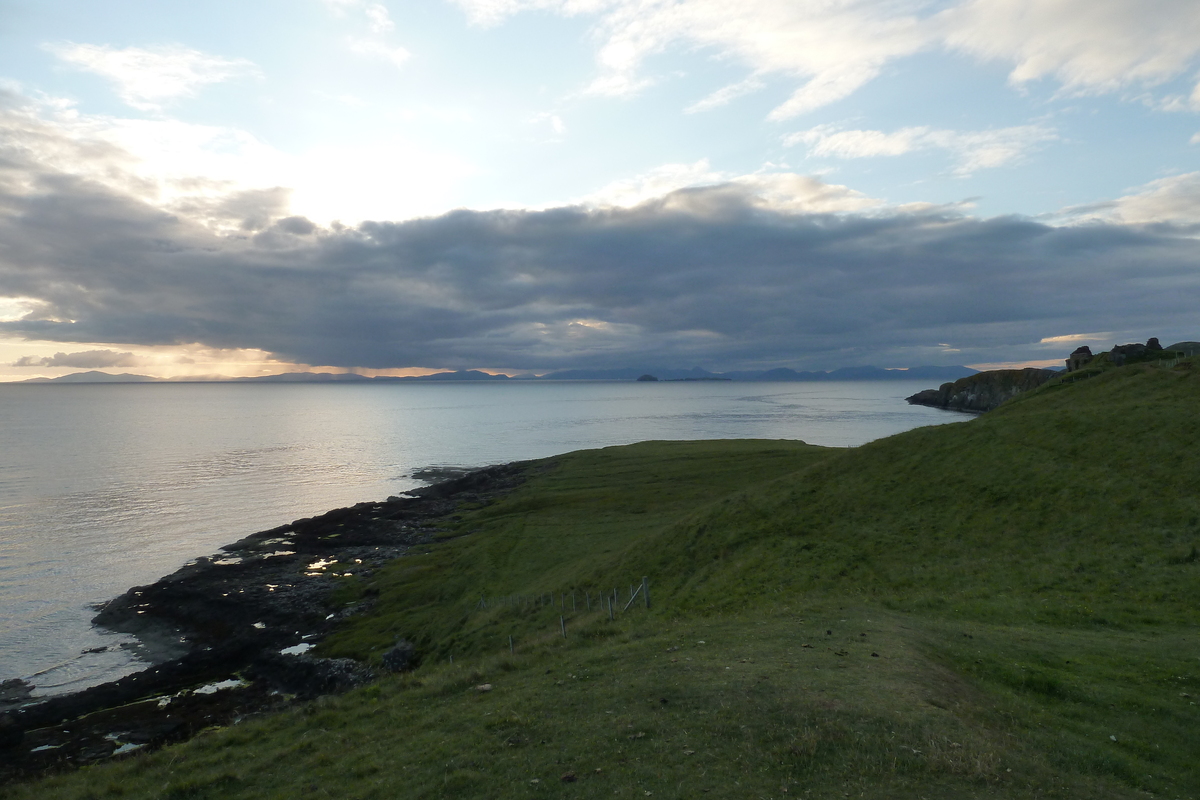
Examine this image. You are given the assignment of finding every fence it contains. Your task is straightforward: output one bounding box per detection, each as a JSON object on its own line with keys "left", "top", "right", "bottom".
{"left": 475, "top": 576, "right": 650, "bottom": 617}
{"left": 461, "top": 577, "right": 651, "bottom": 655}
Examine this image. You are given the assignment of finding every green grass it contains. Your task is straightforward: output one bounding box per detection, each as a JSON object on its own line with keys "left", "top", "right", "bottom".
{"left": 9, "top": 359, "right": 1200, "bottom": 799}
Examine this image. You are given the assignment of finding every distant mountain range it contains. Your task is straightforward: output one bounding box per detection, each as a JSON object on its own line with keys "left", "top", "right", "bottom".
{"left": 16, "top": 365, "right": 979, "bottom": 384}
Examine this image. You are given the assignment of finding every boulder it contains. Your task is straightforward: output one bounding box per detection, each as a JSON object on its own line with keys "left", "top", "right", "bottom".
{"left": 381, "top": 639, "right": 417, "bottom": 672}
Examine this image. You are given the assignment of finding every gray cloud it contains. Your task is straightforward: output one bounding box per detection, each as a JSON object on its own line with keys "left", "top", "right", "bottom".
{"left": 12, "top": 350, "right": 141, "bottom": 368}
{"left": 0, "top": 106, "right": 1198, "bottom": 371}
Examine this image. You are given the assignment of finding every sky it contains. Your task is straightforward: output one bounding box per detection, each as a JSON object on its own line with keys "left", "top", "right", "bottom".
{"left": 0, "top": 0, "right": 1198, "bottom": 379}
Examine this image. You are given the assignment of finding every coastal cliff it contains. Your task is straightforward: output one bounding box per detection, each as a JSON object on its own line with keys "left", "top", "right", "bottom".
{"left": 905, "top": 367, "right": 1059, "bottom": 413}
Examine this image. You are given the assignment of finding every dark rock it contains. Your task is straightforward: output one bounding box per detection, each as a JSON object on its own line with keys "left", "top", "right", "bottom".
{"left": 1147, "top": 337, "right": 1163, "bottom": 351}
{"left": 247, "top": 653, "right": 374, "bottom": 699}
{"left": 0, "top": 678, "right": 33, "bottom": 712}
{"left": 1110, "top": 341, "right": 1149, "bottom": 366}
{"left": 0, "top": 713, "right": 22, "bottom": 749}
{"left": 1, "top": 460, "right": 532, "bottom": 786}
{"left": 906, "top": 368, "right": 1058, "bottom": 413}
{"left": 636, "top": 374, "right": 659, "bottom": 381}
{"left": 1066, "top": 346, "right": 1093, "bottom": 372}
{"left": 381, "top": 639, "right": 417, "bottom": 672}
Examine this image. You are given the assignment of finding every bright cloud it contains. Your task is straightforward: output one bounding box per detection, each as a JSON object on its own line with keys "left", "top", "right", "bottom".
{"left": 1059, "top": 172, "right": 1200, "bottom": 227}
{"left": 787, "top": 123, "right": 1057, "bottom": 175}
{"left": 1039, "top": 332, "right": 1113, "bottom": 344}
{"left": 45, "top": 43, "right": 258, "bottom": 111}
{"left": 346, "top": 38, "right": 412, "bottom": 68}
{"left": 941, "top": 0, "right": 1200, "bottom": 98}
{"left": 323, "top": 0, "right": 412, "bottom": 67}
{"left": 0, "top": 89, "right": 475, "bottom": 228}
{"left": 452, "top": 0, "right": 1200, "bottom": 116}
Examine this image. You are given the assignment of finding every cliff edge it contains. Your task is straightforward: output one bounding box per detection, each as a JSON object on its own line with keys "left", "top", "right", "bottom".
{"left": 906, "top": 367, "right": 1059, "bottom": 413}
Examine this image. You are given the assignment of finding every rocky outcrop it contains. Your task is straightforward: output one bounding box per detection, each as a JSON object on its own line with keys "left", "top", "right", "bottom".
{"left": 906, "top": 368, "right": 1059, "bottom": 413}
{"left": 1, "top": 462, "right": 531, "bottom": 784}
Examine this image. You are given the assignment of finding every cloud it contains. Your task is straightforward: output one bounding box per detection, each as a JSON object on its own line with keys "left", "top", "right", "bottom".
{"left": 0, "top": 89, "right": 474, "bottom": 229}
{"left": 323, "top": 0, "right": 412, "bottom": 67}
{"left": 787, "top": 123, "right": 1058, "bottom": 175}
{"left": 685, "top": 76, "right": 766, "bottom": 114}
{"left": 45, "top": 43, "right": 259, "bottom": 111}
{"left": 940, "top": 0, "right": 1200, "bottom": 98}
{"left": 12, "top": 349, "right": 141, "bottom": 368}
{"left": 451, "top": 0, "right": 1200, "bottom": 117}
{"left": 2, "top": 115, "right": 1198, "bottom": 373}
{"left": 1, "top": 86, "right": 1197, "bottom": 373}
{"left": 529, "top": 111, "right": 567, "bottom": 139}
{"left": 346, "top": 38, "right": 412, "bottom": 67}
{"left": 1055, "top": 172, "right": 1200, "bottom": 227}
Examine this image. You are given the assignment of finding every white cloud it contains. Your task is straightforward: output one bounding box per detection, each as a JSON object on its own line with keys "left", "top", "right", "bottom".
{"left": 364, "top": 3, "right": 397, "bottom": 33}
{"left": 452, "top": 0, "right": 1200, "bottom": 117}
{"left": 322, "top": 0, "right": 411, "bottom": 67}
{"left": 347, "top": 38, "right": 412, "bottom": 67}
{"left": 45, "top": 43, "right": 258, "bottom": 111}
{"left": 579, "top": 159, "right": 879, "bottom": 213}
{"left": 579, "top": 158, "right": 728, "bottom": 207}
{"left": 1058, "top": 172, "right": 1200, "bottom": 226}
{"left": 786, "top": 125, "right": 929, "bottom": 158}
{"left": 685, "top": 75, "right": 765, "bottom": 114}
{"left": 940, "top": 0, "right": 1200, "bottom": 97}
{"left": 787, "top": 123, "right": 1057, "bottom": 175}
{"left": 0, "top": 89, "right": 475, "bottom": 228}
{"left": 1190, "top": 132, "right": 1200, "bottom": 145}
{"left": 529, "top": 111, "right": 567, "bottom": 138}
{"left": 1039, "top": 332, "right": 1113, "bottom": 344}
{"left": 454, "top": 0, "right": 929, "bottom": 114}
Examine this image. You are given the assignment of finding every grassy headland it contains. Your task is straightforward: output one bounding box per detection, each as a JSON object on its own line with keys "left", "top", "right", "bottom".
{"left": 10, "top": 360, "right": 1199, "bottom": 799}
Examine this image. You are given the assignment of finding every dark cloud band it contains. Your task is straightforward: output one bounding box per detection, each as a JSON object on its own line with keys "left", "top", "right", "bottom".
{"left": 1, "top": 131, "right": 1197, "bottom": 370}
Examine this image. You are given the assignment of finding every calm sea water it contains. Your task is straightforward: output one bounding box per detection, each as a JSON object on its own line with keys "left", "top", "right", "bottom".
{"left": 0, "top": 380, "right": 966, "bottom": 694}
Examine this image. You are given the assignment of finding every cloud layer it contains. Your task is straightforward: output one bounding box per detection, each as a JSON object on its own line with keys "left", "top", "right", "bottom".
{"left": 1, "top": 85, "right": 1198, "bottom": 373}
{"left": 12, "top": 350, "right": 140, "bottom": 369}
{"left": 2, "top": 103, "right": 1199, "bottom": 373}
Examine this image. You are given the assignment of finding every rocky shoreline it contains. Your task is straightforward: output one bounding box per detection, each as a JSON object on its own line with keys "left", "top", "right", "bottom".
{"left": 0, "top": 462, "right": 531, "bottom": 785}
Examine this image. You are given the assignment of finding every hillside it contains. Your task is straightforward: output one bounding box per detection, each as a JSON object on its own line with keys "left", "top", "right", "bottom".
{"left": 10, "top": 359, "right": 1199, "bottom": 799}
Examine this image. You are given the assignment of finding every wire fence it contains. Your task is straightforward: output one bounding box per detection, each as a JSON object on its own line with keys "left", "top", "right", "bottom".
{"left": 462, "top": 577, "right": 651, "bottom": 655}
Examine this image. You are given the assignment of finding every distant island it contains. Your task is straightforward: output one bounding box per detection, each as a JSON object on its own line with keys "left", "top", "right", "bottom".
{"left": 14, "top": 365, "right": 979, "bottom": 385}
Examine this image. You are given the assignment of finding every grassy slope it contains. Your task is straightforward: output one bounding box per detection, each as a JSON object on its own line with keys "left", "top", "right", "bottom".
{"left": 11, "top": 361, "right": 1200, "bottom": 799}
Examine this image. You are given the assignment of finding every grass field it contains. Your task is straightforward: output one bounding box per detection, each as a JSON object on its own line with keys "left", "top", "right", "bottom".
{"left": 9, "top": 359, "right": 1199, "bottom": 799}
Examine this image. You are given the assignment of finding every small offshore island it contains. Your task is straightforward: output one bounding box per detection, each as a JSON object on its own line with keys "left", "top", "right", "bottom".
{"left": 3, "top": 343, "right": 1199, "bottom": 798}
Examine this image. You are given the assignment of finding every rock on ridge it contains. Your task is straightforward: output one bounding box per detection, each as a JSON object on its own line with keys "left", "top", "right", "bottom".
{"left": 906, "top": 368, "right": 1059, "bottom": 413}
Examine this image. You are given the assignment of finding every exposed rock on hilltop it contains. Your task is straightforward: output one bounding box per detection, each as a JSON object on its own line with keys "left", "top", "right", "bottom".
{"left": 906, "top": 367, "right": 1059, "bottom": 413}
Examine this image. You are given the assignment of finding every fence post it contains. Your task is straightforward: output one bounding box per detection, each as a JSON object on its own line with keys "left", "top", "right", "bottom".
{"left": 609, "top": 592, "right": 615, "bottom": 620}
{"left": 572, "top": 592, "right": 576, "bottom": 612}
{"left": 509, "top": 635, "right": 514, "bottom": 654}
{"left": 642, "top": 576, "right": 650, "bottom": 609}
{"left": 586, "top": 591, "right": 591, "bottom": 611}
{"left": 560, "top": 615, "right": 567, "bottom": 638}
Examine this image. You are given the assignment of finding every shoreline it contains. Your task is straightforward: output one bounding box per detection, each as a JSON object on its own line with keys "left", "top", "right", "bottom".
{"left": 0, "top": 461, "right": 532, "bottom": 784}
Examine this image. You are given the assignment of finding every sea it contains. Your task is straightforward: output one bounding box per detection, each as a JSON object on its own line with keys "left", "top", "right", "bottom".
{"left": 0, "top": 380, "right": 968, "bottom": 695}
